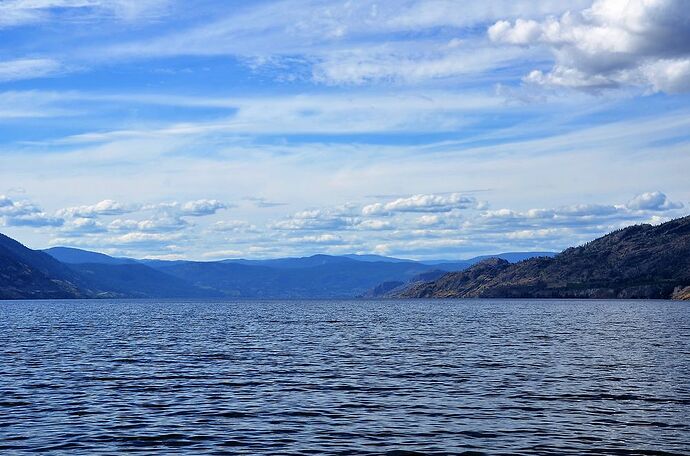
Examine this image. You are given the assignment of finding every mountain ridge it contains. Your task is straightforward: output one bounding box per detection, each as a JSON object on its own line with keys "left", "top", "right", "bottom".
{"left": 395, "top": 216, "right": 690, "bottom": 300}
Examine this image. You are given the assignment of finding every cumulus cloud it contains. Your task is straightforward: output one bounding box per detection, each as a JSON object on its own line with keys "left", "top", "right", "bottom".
{"left": 4, "top": 213, "right": 63, "bottom": 227}
{"left": 3, "top": 190, "right": 686, "bottom": 260}
{"left": 110, "top": 231, "right": 185, "bottom": 246}
{"left": 146, "top": 199, "right": 228, "bottom": 217}
{"left": 287, "top": 233, "right": 345, "bottom": 245}
{"left": 474, "top": 191, "right": 685, "bottom": 239}
{"left": 626, "top": 191, "right": 683, "bottom": 211}
{"left": 354, "top": 219, "right": 394, "bottom": 231}
{"left": 489, "top": 0, "right": 690, "bottom": 93}
{"left": 362, "top": 193, "right": 476, "bottom": 216}
{"left": 59, "top": 217, "right": 107, "bottom": 235}
{"left": 109, "top": 215, "right": 188, "bottom": 233}
{"left": 272, "top": 210, "right": 351, "bottom": 231}
{"left": 212, "top": 220, "right": 252, "bottom": 232}
{"left": 58, "top": 199, "right": 133, "bottom": 218}
{"left": 0, "top": 194, "right": 63, "bottom": 227}
{"left": 179, "top": 199, "right": 227, "bottom": 216}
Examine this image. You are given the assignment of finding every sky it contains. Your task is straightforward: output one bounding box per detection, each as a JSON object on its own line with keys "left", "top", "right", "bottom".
{"left": 0, "top": 0, "right": 689, "bottom": 260}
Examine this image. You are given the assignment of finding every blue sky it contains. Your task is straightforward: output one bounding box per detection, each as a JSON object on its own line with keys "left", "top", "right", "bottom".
{"left": 0, "top": 0, "right": 689, "bottom": 260}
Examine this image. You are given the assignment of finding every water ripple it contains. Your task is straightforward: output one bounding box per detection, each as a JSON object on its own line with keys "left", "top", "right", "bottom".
{"left": 0, "top": 299, "right": 688, "bottom": 455}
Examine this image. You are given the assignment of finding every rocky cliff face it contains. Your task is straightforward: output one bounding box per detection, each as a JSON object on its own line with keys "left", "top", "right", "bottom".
{"left": 673, "top": 286, "right": 690, "bottom": 300}
{"left": 397, "top": 215, "right": 690, "bottom": 300}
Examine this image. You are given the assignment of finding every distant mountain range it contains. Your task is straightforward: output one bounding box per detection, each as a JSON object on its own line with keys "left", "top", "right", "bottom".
{"left": 0, "top": 235, "right": 555, "bottom": 299}
{"left": 5, "top": 216, "right": 689, "bottom": 300}
{"left": 395, "top": 215, "right": 690, "bottom": 300}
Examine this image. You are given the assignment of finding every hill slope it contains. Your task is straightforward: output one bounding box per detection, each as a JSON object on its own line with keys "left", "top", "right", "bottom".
{"left": 397, "top": 216, "right": 690, "bottom": 300}
{"left": 69, "top": 263, "right": 220, "bottom": 298}
{"left": 0, "top": 234, "right": 88, "bottom": 299}
{"left": 44, "top": 247, "right": 136, "bottom": 265}
{"left": 3, "top": 237, "right": 214, "bottom": 299}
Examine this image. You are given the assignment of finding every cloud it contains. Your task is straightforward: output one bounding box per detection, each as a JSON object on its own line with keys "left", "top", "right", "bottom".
{"left": 626, "top": 191, "right": 683, "bottom": 211}
{"left": 110, "top": 231, "right": 185, "bottom": 246}
{"left": 0, "top": 194, "right": 63, "bottom": 227}
{"left": 489, "top": 0, "right": 690, "bottom": 93}
{"left": 272, "top": 209, "right": 351, "bottom": 231}
{"left": 243, "top": 196, "right": 287, "bottom": 208}
{"left": 59, "top": 217, "right": 107, "bottom": 235}
{"left": 362, "top": 193, "right": 476, "bottom": 216}
{"left": 0, "top": 0, "right": 171, "bottom": 27}
{"left": 211, "top": 220, "right": 252, "bottom": 232}
{"left": 0, "top": 59, "right": 65, "bottom": 82}
{"left": 144, "top": 199, "right": 228, "bottom": 217}
{"left": 354, "top": 219, "right": 394, "bottom": 231}
{"left": 287, "top": 233, "right": 345, "bottom": 245}
{"left": 4, "top": 213, "right": 64, "bottom": 227}
{"left": 108, "top": 216, "right": 188, "bottom": 233}
{"left": 57, "top": 199, "right": 133, "bottom": 218}
{"left": 179, "top": 199, "right": 227, "bottom": 216}
{"left": 312, "top": 46, "right": 520, "bottom": 85}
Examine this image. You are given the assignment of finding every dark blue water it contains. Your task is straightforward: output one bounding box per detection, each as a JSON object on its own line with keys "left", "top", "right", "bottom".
{"left": 1, "top": 299, "right": 688, "bottom": 455}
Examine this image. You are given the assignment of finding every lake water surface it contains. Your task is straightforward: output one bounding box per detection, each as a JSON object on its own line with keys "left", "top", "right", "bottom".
{"left": 1, "top": 299, "right": 689, "bottom": 455}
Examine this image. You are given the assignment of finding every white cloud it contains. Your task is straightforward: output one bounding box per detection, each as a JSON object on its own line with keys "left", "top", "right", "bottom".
{"left": 0, "top": 59, "right": 64, "bottom": 82}
{"left": 0, "top": 0, "right": 170, "bottom": 27}
{"left": 57, "top": 199, "right": 133, "bottom": 218}
{"left": 626, "top": 191, "right": 683, "bottom": 211}
{"left": 143, "top": 199, "right": 228, "bottom": 217}
{"left": 0, "top": 194, "right": 63, "bottom": 227}
{"left": 489, "top": 0, "right": 690, "bottom": 93}
{"left": 180, "top": 199, "right": 227, "bottom": 216}
{"left": 59, "top": 217, "right": 107, "bottom": 235}
{"left": 212, "top": 220, "right": 252, "bottom": 232}
{"left": 362, "top": 193, "right": 476, "bottom": 216}
{"left": 354, "top": 219, "right": 393, "bottom": 231}
{"left": 108, "top": 216, "right": 188, "bottom": 233}
{"left": 312, "top": 46, "right": 521, "bottom": 85}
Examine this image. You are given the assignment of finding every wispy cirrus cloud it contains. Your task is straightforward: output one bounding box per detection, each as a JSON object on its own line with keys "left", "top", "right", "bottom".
{"left": 0, "top": 0, "right": 171, "bottom": 28}
{"left": 0, "top": 58, "right": 66, "bottom": 82}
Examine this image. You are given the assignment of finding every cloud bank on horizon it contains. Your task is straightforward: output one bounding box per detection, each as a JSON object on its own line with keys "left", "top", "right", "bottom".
{"left": 0, "top": 0, "right": 688, "bottom": 259}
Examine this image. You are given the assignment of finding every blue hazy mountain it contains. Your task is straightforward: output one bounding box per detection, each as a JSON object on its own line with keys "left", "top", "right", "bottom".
{"left": 219, "top": 254, "right": 358, "bottom": 269}
{"left": 44, "top": 246, "right": 137, "bottom": 265}
{"left": 68, "top": 262, "right": 220, "bottom": 298}
{"left": 342, "top": 254, "right": 417, "bottom": 263}
{"left": 150, "top": 259, "right": 437, "bottom": 298}
{"left": 0, "top": 239, "right": 558, "bottom": 299}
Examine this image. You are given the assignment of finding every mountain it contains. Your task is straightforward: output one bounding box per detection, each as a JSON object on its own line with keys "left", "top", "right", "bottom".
{"left": 69, "top": 263, "right": 219, "bottom": 298}
{"left": 342, "top": 254, "right": 416, "bottom": 263}
{"left": 419, "top": 251, "right": 557, "bottom": 266}
{"left": 149, "top": 259, "right": 438, "bottom": 298}
{"left": 7, "top": 241, "right": 214, "bottom": 299}
{"left": 0, "top": 233, "right": 89, "bottom": 299}
{"left": 220, "top": 254, "right": 357, "bottom": 269}
{"left": 396, "top": 216, "right": 690, "bottom": 300}
{"left": 44, "top": 246, "right": 136, "bottom": 265}
{"left": 44, "top": 246, "right": 218, "bottom": 298}
{"left": 361, "top": 269, "right": 448, "bottom": 298}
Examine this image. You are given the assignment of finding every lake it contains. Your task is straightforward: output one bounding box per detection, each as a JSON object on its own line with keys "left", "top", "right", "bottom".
{"left": 1, "top": 299, "right": 688, "bottom": 455}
